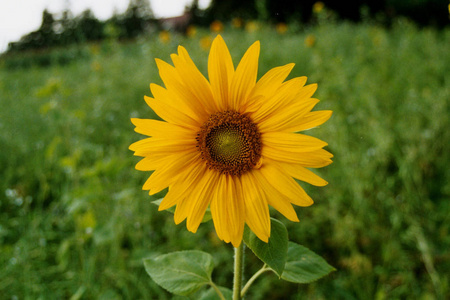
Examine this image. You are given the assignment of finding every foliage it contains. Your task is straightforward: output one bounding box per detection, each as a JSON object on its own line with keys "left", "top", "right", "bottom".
{"left": 6, "top": 0, "right": 157, "bottom": 53}
{"left": 5, "top": 1, "right": 448, "bottom": 54}
{"left": 0, "top": 21, "right": 449, "bottom": 299}
{"left": 204, "top": 0, "right": 449, "bottom": 26}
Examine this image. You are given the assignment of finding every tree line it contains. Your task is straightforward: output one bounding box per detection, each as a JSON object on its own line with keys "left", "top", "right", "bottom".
{"left": 7, "top": 0, "right": 158, "bottom": 52}
{"left": 7, "top": 0, "right": 448, "bottom": 53}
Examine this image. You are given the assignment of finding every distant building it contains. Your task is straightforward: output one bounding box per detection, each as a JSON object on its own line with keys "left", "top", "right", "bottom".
{"left": 159, "top": 11, "right": 192, "bottom": 32}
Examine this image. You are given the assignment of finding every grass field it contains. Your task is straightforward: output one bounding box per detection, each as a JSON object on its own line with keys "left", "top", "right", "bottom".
{"left": 1, "top": 19, "right": 449, "bottom": 299}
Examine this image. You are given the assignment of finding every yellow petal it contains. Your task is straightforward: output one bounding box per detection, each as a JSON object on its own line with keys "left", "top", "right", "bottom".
{"left": 263, "top": 147, "right": 333, "bottom": 167}
{"left": 186, "top": 169, "right": 219, "bottom": 233}
{"left": 144, "top": 94, "right": 199, "bottom": 129}
{"left": 241, "top": 172, "right": 270, "bottom": 242}
{"left": 143, "top": 152, "right": 199, "bottom": 195}
{"left": 250, "top": 77, "right": 307, "bottom": 123}
{"left": 227, "top": 175, "right": 245, "bottom": 247}
{"left": 148, "top": 81, "right": 204, "bottom": 124}
{"left": 131, "top": 118, "right": 192, "bottom": 138}
{"left": 130, "top": 136, "right": 195, "bottom": 157}
{"left": 208, "top": 35, "right": 235, "bottom": 110}
{"left": 258, "top": 97, "right": 320, "bottom": 132}
{"left": 252, "top": 63, "right": 295, "bottom": 98}
{"left": 154, "top": 59, "right": 209, "bottom": 121}
{"left": 173, "top": 165, "right": 213, "bottom": 226}
{"left": 246, "top": 64, "right": 296, "bottom": 112}
{"left": 263, "top": 132, "right": 328, "bottom": 152}
{"left": 159, "top": 186, "right": 185, "bottom": 211}
{"left": 275, "top": 162, "right": 328, "bottom": 186}
{"left": 230, "top": 41, "right": 260, "bottom": 110}
{"left": 210, "top": 175, "right": 245, "bottom": 247}
{"left": 135, "top": 152, "right": 192, "bottom": 171}
{"left": 159, "top": 163, "right": 206, "bottom": 211}
{"left": 252, "top": 169, "right": 299, "bottom": 222}
{"left": 171, "top": 46, "right": 218, "bottom": 114}
{"left": 287, "top": 110, "right": 333, "bottom": 132}
{"left": 174, "top": 196, "right": 190, "bottom": 224}
{"left": 259, "top": 162, "right": 314, "bottom": 207}
{"left": 210, "top": 175, "right": 230, "bottom": 243}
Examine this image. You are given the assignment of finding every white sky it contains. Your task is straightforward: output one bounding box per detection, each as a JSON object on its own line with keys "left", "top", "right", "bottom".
{"left": 0, "top": 0, "right": 210, "bottom": 52}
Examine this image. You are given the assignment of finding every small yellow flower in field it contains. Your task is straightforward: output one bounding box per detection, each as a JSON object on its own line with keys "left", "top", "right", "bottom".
{"left": 305, "top": 34, "right": 316, "bottom": 47}
{"left": 200, "top": 36, "right": 212, "bottom": 50}
{"left": 77, "top": 210, "right": 97, "bottom": 232}
{"left": 90, "top": 44, "right": 100, "bottom": 55}
{"left": 130, "top": 35, "right": 332, "bottom": 247}
{"left": 231, "top": 17, "right": 243, "bottom": 28}
{"left": 159, "top": 30, "right": 171, "bottom": 44}
{"left": 186, "top": 25, "right": 197, "bottom": 37}
{"left": 91, "top": 61, "right": 102, "bottom": 72}
{"left": 210, "top": 20, "right": 224, "bottom": 33}
{"left": 276, "top": 23, "right": 288, "bottom": 34}
{"left": 313, "top": 1, "right": 325, "bottom": 13}
{"left": 245, "top": 21, "right": 259, "bottom": 33}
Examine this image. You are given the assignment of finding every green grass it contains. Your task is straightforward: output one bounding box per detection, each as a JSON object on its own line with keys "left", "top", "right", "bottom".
{"left": 1, "top": 20, "right": 449, "bottom": 299}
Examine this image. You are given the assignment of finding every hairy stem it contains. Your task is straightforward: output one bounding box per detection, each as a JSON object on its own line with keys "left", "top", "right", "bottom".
{"left": 209, "top": 281, "right": 226, "bottom": 300}
{"left": 233, "top": 243, "right": 245, "bottom": 300}
{"left": 241, "top": 264, "right": 271, "bottom": 298}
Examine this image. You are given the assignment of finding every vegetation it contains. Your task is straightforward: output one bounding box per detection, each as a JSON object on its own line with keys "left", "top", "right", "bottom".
{"left": 0, "top": 19, "right": 449, "bottom": 299}
{"left": 5, "top": 0, "right": 448, "bottom": 54}
{"left": 5, "top": 0, "right": 157, "bottom": 53}
{"left": 203, "top": 0, "right": 449, "bottom": 26}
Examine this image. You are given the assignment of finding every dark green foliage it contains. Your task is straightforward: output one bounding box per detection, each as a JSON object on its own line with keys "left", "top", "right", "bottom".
{"left": 6, "top": 0, "right": 157, "bottom": 54}
{"left": 203, "top": 0, "right": 259, "bottom": 22}
{"left": 5, "top": 1, "right": 448, "bottom": 55}
{"left": 203, "top": 0, "right": 449, "bottom": 26}
{"left": 75, "top": 9, "right": 105, "bottom": 41}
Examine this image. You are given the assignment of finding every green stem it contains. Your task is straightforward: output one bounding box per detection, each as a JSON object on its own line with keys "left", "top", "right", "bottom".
{"left": 232, "top": 243, "right": 245, "bottom": 300}
{"left": 210, "top": 281, "right": 226, "bottom": 300}
{"left": 240, "top": 264, "right": 271, "bottom": 298}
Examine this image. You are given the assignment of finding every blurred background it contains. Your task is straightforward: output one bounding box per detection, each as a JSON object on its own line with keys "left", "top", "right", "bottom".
{"left": 0, "top": 0, "right": 449, "bottom": 299}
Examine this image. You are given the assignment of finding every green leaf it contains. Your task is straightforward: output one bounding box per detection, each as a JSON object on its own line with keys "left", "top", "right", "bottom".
{"left": 243, "top": 218, "right": 289, "bottom": 276}
{"left": 281, "top": 242, "right": 335, "bottom": 283}
{"left": 143, "top": 250, "right": 214, "bottom": 296}
{"left": 152, "top": 199, "right": 212, "bottom": 223}
{"left": 199, "top": 286, "right": 232, "bottom": 300}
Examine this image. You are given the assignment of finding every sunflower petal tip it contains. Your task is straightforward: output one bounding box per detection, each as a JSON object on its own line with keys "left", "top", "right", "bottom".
{"left": 253, "top": 40, "right": 261, "bottom": 51}
{"left": 231, "top": 240, "right": 242, "bottom": 248}
{"left": 186, "top": 222, "right": 200, "bottom": 234}
{"left": 154, "top": 58, "right": 165, "bottom": 69}
{"left": 261, "top": 235, "right": 269, "bottom": 243}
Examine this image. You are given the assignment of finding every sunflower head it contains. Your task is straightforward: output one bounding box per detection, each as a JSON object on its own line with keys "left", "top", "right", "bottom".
{"left": 196, "top": 110, "right": 262, "bottom": 176}
{"left": 130, "top": 35, "right": 332, "bottom": 247}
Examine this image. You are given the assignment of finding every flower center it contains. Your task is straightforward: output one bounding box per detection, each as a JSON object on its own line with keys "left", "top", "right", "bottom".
{"left": 196, "top": 110, "right": 262, "bottom": 176}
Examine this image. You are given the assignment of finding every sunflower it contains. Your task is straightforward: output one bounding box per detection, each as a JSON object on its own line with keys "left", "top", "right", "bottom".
{"left": 130, "top": 35, "right": 332, "bottom": 247}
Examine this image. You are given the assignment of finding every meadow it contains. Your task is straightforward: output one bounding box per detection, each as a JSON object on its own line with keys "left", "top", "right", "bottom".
{"left": 0, "top": 19, "right": 449, "bottom": 299}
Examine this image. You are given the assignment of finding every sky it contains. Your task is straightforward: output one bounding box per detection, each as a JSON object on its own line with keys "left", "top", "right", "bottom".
{"left": 0, "top": 0, "right": 210, "bottom": 52}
